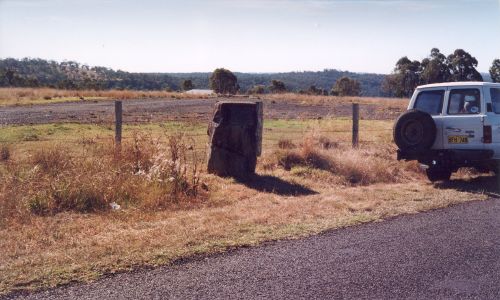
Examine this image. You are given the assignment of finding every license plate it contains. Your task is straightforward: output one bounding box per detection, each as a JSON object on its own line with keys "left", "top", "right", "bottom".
{"left": 448, "top": 136, "right": 468, "bottom": 144}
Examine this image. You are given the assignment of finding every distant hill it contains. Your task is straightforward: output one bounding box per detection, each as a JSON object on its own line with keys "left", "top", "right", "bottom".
{"left": 0, "top": 58, "right": 492, "bottom": 97}
{"left": 0, "top": 58, "right": 387, "bottom": 96}
{"left": 168, "top": 70, "right": 386, "bottom": 96}
{"left": 0, "top": 58, "right": 177, "bottom": 91}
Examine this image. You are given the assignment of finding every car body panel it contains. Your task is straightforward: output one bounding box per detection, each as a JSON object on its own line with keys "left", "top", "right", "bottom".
{"left": 482, "top": 86, "right": 500, "bottom": 159}
{"left": 440, "top": 86, "right": 484, "bottom": 151}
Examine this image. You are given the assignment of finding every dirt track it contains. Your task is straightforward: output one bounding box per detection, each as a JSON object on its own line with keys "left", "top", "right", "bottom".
{"left": 0, "top": 98, "right": 404, "bottom": 125}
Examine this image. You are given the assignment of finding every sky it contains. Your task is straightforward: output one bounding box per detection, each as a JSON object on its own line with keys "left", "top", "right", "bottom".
{"left": 0, "top": 0, "right": 499, "bottom": 74}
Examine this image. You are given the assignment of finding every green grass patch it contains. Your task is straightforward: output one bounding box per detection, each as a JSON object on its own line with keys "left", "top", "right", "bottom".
{"left": 264, "top": 118, "right": 391, "bottom": 131}
{"left": 0, "top": 119, "right": 391, "bottom": 144}
{"left": 0, "top": 122, "right": 207, "bottom": 144}
{"left": 263, "top": 118, "right": 393, "bottom": 145}
{"left": 0, "top": 118, "right": 393, "bottom": 160}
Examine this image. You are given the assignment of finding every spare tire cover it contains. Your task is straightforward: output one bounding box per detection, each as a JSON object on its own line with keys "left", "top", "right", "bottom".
{"left": 393, "top": 109, "right": 436, "bottom": 153}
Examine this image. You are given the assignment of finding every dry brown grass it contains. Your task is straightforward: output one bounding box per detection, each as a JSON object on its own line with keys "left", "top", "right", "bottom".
{"left": 266, "top": 135, "right": 422, "bottom": 186}
{"left": 0, "top": 88, "right": 408, "bottom": 109}
{"left": 0, "top": 144, "right": 10, "bottom": 161}
{"left": 0, "top": 122, "right": 493, "bottom": 295}
{"left": 0, "top": 133, "right": 204, "bottom": 221}
{"left": 0, "top": 168, "right": 489, "bottom": 294}
{"left": 0, "top": 87, "right": 213, "bottom": 106}
{"left": 277, "top": 138, "right": 296, "bottom": 149}
{"left": 262, "top": 92, "right": 409, "bottom": 108}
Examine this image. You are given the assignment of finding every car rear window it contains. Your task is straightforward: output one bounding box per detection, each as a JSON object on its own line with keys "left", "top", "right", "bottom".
{"left": 491, "top": 88, "right": 500, "bottom": 113}
{"left": 414, "top": 90, "right": 444, "bottom": 115}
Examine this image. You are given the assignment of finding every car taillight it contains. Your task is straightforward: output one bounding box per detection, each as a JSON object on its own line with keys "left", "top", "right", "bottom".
{"left": 483, "top": 125, "right": 492, "bottom": 143}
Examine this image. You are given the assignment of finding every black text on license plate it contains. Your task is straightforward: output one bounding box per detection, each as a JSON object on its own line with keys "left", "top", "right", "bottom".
{"left": 448, "top": 136, "right": 468, "bottom": 144}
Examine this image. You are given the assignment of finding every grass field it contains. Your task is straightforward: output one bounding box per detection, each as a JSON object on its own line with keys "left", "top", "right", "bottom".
{"left": 0, "top": 117, "right": 495, "bottom": 295}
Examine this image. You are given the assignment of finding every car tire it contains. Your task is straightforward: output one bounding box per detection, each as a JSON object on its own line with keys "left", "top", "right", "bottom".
{"left": 393, "top": 109, "right": 436, "bottom": 154}
{"left": 426, "top": 167, "right": 452, "bottom": 182}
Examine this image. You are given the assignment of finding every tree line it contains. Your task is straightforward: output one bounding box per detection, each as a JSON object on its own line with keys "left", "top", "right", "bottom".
{"left": 208, "top": 68, "right": 362, "bottom": 96}
{"left": 0, "top": 58, "right": 177, "bottom": 90}
{"left": 1, "top": 54, "right": 498, "bottom": 98}
{"left": 383, "top": 48, "right": 500, "bottom": 97}
{"left": 0, "top": 58, "right": 384, "bottom": 96}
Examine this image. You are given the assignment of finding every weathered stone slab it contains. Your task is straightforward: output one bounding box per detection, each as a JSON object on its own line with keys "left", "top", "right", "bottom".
{"left": 207, "top": 101, "right": 263, "bottom": 177}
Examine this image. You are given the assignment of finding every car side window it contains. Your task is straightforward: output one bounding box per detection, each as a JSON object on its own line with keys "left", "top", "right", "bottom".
{"left": 491, "top": 88, "right": 500, "bottom": 114}
{"left": 447, "top": 89, "right": 481, "bottom": 115}
{"left": 413, "top": 90, "right": 444, "bottom": 115}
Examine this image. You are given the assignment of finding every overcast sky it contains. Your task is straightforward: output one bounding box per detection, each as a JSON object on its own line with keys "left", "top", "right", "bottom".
{"left": 0, "top": 0, "right": 499, "bottom": 74}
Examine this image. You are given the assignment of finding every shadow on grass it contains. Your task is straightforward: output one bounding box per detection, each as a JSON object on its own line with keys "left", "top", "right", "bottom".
{"left": 235, "top": 174, "right": 318, "bottom": 196}
{"left": 434, "top": 175, "right": 500, "bottom": 198}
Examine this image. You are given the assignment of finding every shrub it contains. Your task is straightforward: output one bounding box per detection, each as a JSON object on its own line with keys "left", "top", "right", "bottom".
{"left": 331, "top": 76, "right": 361, "bottom": 96}
{"left": 27, "top": 183, "right": 107, "bottom": 215}
{"left": 248, "top": 85, "right": 266, "bottom": 95}
{"left": 27, "top": 193, "right": 51, "bottom": 215}
{"left": 273, "top": 136, "right": 422, "bottom": 186}
{"left": 300, "top": 139, "right": 333, "bottom": 170}
{"left": 210, "top": 68, "right": 238, "bottom": 94}
{"left": 1, "top": 133, "right": 205, "bottom": 219}
{"left": 51, "top": 183, "right": 106, "bottom": 213}
{"left": 122, "top": 132, "right": 158, "bottom": 174}
{"left": 269, "top": 80, "right": 286, "bottom": 94}
{"left": 32, "top": 147, "right": 70, "bottom": 173}
{"left": 318, "top": 136, "right": 338, "bottom": 149}
{"left": 276, "top": 150, "right": 304, "bottom": 171}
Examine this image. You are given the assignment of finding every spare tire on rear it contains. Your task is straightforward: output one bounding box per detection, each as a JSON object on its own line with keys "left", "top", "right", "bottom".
{"left": 393, "top": 109, "right": 436, "bottom": 154}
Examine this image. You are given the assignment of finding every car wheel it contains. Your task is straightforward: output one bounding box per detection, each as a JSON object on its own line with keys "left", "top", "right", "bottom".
{"left": 393, "top": 109, "right": 436, "bottom": 154}
{"left": 426, "top": 168, "right": 452, "bottom": 182}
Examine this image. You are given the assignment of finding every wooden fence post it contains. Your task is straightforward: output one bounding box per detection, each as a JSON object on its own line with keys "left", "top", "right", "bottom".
{"left": 352, "top": 103, "right": 359, "bottom": 148}
{"left": 115, "top": 101, "right": 122, "bottom": 149}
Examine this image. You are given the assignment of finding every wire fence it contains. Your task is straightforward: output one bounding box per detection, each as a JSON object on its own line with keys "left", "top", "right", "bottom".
{"left": 0, "top": 127, "right": 393, "bottom": 157}
{"left": 0, "top": 101, "right": 395, "bottom": 157}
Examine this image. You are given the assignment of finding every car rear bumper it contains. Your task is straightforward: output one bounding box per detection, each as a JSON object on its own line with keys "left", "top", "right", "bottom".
{"left": 397, "top": 149, "right": 495, "bottom": 166}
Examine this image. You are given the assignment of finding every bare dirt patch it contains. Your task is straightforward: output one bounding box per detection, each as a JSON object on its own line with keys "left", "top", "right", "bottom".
{"left": 0, "top": 97, "right": 406, "bottom": 126}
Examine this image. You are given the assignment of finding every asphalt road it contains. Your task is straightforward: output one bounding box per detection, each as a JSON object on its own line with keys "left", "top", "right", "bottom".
{"left": 8, "top": 198, "right": 500, "bottom": 300}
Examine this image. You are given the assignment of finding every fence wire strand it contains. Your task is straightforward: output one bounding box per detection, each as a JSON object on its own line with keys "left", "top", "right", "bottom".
{"left": 0, "top": 127, "right": 391, "bottom": 144}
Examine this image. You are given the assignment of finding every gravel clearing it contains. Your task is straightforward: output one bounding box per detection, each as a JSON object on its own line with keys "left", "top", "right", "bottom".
{"left": 0, "top": 98, "right": 400, "bottom": 125}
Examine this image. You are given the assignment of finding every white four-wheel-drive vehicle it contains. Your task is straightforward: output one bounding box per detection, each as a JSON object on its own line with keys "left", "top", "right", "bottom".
{"left": 394, "top": 82, "right": 500, "bottom": 182}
